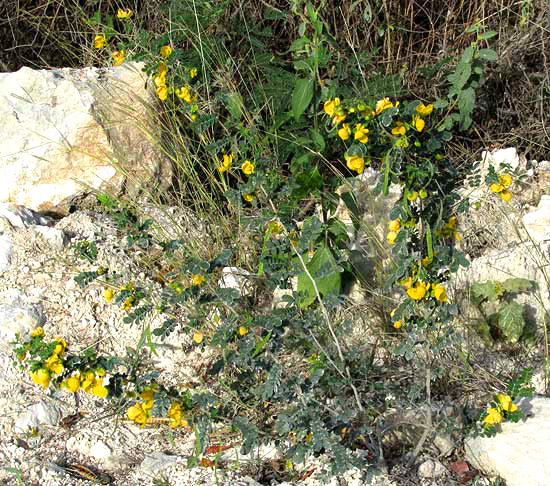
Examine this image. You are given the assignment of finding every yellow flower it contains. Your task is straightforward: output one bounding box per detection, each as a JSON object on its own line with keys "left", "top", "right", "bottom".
{"left": 323, "top": 98, "right": 341, "bottom": 117}
{"left": 412, "top": 115, "right": 425, "bottom": 132}
{"left": 338, "top": 124, "right": 351, "bottom": 141}
{"left": 388, "top": 219, "right": 401, "bottom": 232}
{"left": 104, "top": 288, "right": 116, "bottom": 303}
{"left": 354, "top": 123, "right": 369, "bottom": 143}
{"left": 32, "top": 369, "right": 50, "bottom": 388}
{"left": 65, "top": 375, "right": 80, "bottom": 393}
{"left": 419, "top": 189, "right": 428, "bottom": 199}
{"left": 218, "top": 153, "right": 233, "bottom": 173}
{"left": 91, "top": 379, "right": 108, "bottom": 398}
{"left": 94, "top": 34, "right": 107, "bottom": 49}
{"left": 432, "top": 283, "right": 448, "bottom": 302}
{"left": 175, "top": 85, "right": 195, "bottom": 103}
{"left": 45, "top": 355, "right": 63, "bottom": 375}
{"left": 160, "top": 45, "right": 173, "bottom": 59}
{"left": 497, "top": 394, "right": 518, "bottom": 412}
{"left": 189, "top": 67, "right": 198, "bottom": 78}
{"left": 500, "top": 190, "right": 512, "bottom": 202}
{"left": 242, "top": 160, "right": 255, "bottom": 175}
{"left": 393, "top": 320, "right": 403, "bottom": 329}
{"left": 141, "top": 390, "right": 155, "bottom": 402}
{"left": 154, "top": 73, "right": 166, "bottom": 88}
{"left": 499, "top": 173, "right": 513, "bottom": 188}
{"left": 421, "top": 256, "right": 431, "bottom": 267}
{"left": 483, "top": 407, "right": 502, "bottom": 427}
{"left": 168, "top": 402, "right": 188, "bottom": 427}
{"left": 332, "top": 112, "right": 347, "bottom": 124}
{"left": 392, "top": 121, "right": 407, "bottom": 136}
{"left": 156, "top": 85, "right": 168, "bottom": 101}
{"left": 239, "top": 326, "right": 248, "bottom": 336}
{"left": 53, "top": 338, "right": 67, "bottom": 356}
{"left": 416, "top": 103, "right": 433, "bottom": 116}
{"left": 490, "top": 183, "right": 503, "bottom": 193}
{"left": 127, "top": 403, "right": 148, "bottom": 425}
{"left": 117, "top": 8, "right": 134, "bottom": 19}
{"left": 400, "top": 276, "right": 413, "bottom": 289}
{"left": 243, "top": 193, "right": 254, "bottom": 202}
{"left": 387, "top": 231, "right": 398, "bottom": 245}
{"left": 112, "top": 50, "right": 126, "bottom": 66}
{"left": 407, "top": 282, "right": 428, "bottom": 300}
{"left": 193, "top": 331, "right": 204, "bottom": 344}
{"left": 375, "top": 97, "right": 397, "bottom": 115}
{"left": 344, "top": 154, "right": 365, "bottom": 174}
{"left": 123, "top": 296, "right": 135, "bottom": 311}
{"left": 407, "top": 191, "right": 418, "bottom": 202}
{"left": 191, "top": 274, "right": 205, "bottom": 286}
{"left": 31, "top": 327, "right": 44, "bottom": 338}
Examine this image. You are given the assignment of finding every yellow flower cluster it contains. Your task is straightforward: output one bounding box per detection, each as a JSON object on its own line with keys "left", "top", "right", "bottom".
{"left": 436, "top": 216, "right": 461, "bottom": 241}
{"left": 127, "top": 391, "right": 188, "bottom": 428}
{"left": 404, "top": 280, "right": 447, "bottom": 302}
{"left": 344, "top": 154, "right": 366, "bottom": 174}
{"left": 191, "top": 274, "right": 205, "bottom": 286}
{"left": 483, "top": 393, "right": 519, "bottom": 427}
{"left": 30, "top": 331, "right": 67, "bottom": 389}
{"left": 218, "top": 153, "right": 234, "bottom": 173}
{"left": 117, "top": 8, "right": 134, "bottom": 19}
{"left": 62, "top": 369, "right": 109, "bottom": 398}
{"left": 155, "top": 62, "right": 169, "bottom": 101}
{"left": 490, "top": 173, "right": 513, "bottom": 201}
{"left": 217, "top": 154, "right": 257, "bottom": 176}
{"left": 387, "top": 219, "right": 401, "bottom": 245}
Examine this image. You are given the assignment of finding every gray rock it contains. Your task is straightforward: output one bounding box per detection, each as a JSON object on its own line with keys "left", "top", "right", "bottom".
{"left": 0, "top": 203, "right": 52, "bottom": 228}
{"left": 14, "top": 401, "right": 62, "bottom": 433}
{"left": 32, "top": 226, "right": 68, "bottom": 249}
{"left": 433, "top": 432, "right": 454, "bottom": 457}
{"left": 417, "top": 459, "right": 447, "bottom": 478}
{"left": 465, "top": 397, "right": 550, "bottom": 486}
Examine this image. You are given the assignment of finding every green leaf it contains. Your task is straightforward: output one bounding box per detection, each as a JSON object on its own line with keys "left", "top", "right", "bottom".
{"left": 477, "top": 48, "right": 498, "bottom": 61}
{"left": 458, "top": 87, "right": 475, "bottom": 130}
{"left": 478, "top": 31, "right": 498, "bottom": 41}
{"left": 497, "top": 302, "right": 525, "bottom": 343}
{"left": 502, "top": 278, "right": 533, "bottom": 294}
{"left": 471, "top": 281, "right": 504, "bottom": 303}
{"left": 224, "top": 92, "right": 244, "bottom": 119}
{"left": 310, "top": 128, "right": 325, "bottom": 151}
{"left": 289, "top": 36, "right": 311, "bottom": 52}
{"left": 292, "top": 78, "right": 314, "bottom": 120}
{"left": 297, "top": 245, "right": 341, "bottom": 308}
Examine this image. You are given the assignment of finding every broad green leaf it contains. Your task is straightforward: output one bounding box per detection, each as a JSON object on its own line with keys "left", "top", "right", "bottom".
{"left": 478, "top": 48, "right": 498, "bottom": 61}
{"left": 478, "top": 31, "right": 498, "bottom": 40}
{"left": 297, "top": 245, "right": 341, "bottom": 308}
{"left": 289, "top": 36, "right": 311, "bottom": 52}
{"left": 497, "top": 301, "right": 525, "bottom": 343}
{"left": 292, "top": 78, "right": 314, "bottom": 120}
{"left": 502, "top": 278, "right": 533, "bottom": 294}
{"left": 471, "top": 281, "right": 504, "bottom": 303}
{"left": 310, "top": 128, "right": 325, "bottom": 151}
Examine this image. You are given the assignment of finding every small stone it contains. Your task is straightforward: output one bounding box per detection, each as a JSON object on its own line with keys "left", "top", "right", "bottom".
{"left": 32, "top": 226, "right": 68, "bottom": 249}
{"left": 0, "top": 301, "right": 45, "bottom": 344}
{"left": 89, "top": 440, "right": 112, "bottom": 460}
{"left": 418, "top": 459, "right": 447, "bottom": 478}
{"left": 433, "top": 433, "right": 454, "bottom": 457}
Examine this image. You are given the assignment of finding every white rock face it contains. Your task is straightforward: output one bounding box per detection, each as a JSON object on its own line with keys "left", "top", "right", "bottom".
{"left": 523, "top": 195, "right": 550, "bottom": 242}
{"left": 0, "top": 63, "right": 171, "bottom": 213}
{"left": 465, "top": 397, "right": 550, "bottom": 486}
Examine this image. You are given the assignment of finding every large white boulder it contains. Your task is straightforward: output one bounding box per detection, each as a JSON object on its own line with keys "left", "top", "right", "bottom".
{"left": 465, "top": 397, "right": 550, "bottom": 486}
{"left": 0, "top": 62, "right": 171, "bottom": 214}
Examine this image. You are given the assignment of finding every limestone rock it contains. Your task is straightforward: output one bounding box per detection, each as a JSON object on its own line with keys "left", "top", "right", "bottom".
{"left": 465, "top": 397, "right": 550, "bottom": 486}
{"left": 14, "top": 401, "right": 62, "bottom": 433}
{"left": 0, "top": 232, "right": 12, "bottom": 272}
{"left": 523, "top": 195, "right": 550, "bottom": 242}
{"left": 0, "top": 203, "right": 52, "bottom": 228}
{"left": 220, "top": 267, "right": 252, "bottom": 296}
{"left": 89, "top": 440, "right": 113, "bottom": 461}
{"left": 0, "top": 63, "right": 171, "bottom": 214}
{"left": 0, "top": 290, "right": 45, "bottom": 345}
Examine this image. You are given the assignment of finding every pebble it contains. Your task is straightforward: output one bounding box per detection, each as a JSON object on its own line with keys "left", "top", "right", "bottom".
{"left": 417, "top": 459, "right": 447, "bottom": 478}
